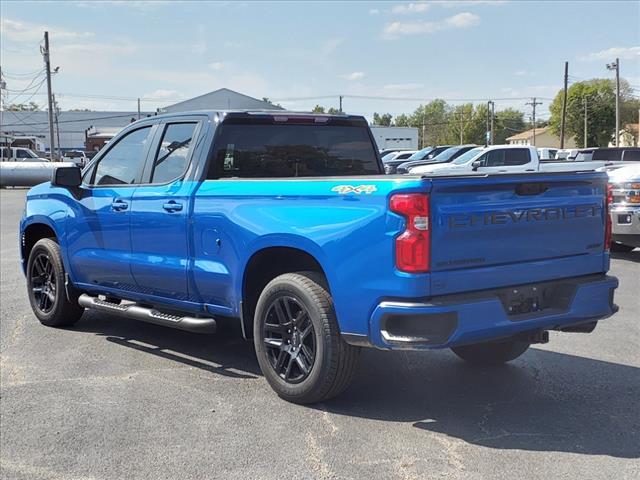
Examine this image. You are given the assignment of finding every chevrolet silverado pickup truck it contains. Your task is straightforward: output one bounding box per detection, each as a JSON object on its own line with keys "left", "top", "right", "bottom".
{"left": 20, "top": 111, "right": 618, "bottom": 404}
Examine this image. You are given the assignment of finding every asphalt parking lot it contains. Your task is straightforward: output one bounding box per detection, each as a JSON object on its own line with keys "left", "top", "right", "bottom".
{"left": 1, "top": 188, "right": 638, "bottom": 480}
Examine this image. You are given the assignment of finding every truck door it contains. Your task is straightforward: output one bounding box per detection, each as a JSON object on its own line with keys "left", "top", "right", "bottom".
{"left": 477, "top": 148, "right": 534, "bottom": 174}
{"left": 66, "top": 125, "right": 156, "bottom": 289}
{"left": 129, "top": 119, "right": 202, "bottom": 300}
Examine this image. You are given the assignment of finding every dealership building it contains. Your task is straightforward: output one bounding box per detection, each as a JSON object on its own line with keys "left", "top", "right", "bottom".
{"left": 0, "top": 88, "right": 282, "bottom": 152}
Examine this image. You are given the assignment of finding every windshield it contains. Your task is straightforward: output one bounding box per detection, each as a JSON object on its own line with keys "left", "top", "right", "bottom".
{"left": 451, "top": 147, "right": 483, "bottom": 165}
{"left": 432, "top": 147, "right": 461, "bottom": 162}
{"left": 408, "top": 147, "right": 433, "bottom": 160}
{"left": 381, "top": 152, "right": 399, "bottom": 162}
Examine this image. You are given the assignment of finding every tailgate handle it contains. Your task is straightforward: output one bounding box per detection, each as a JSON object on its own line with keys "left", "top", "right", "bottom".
{"left": 516, "top": 182, "right": 548, "bottom": 196}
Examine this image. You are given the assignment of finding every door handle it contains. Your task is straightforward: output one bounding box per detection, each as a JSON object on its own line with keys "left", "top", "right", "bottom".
{"left": 111, "top": 199, "right": 128, "bottom": 211}
{"left": 162, "top": 201, "right": 183, "bottom": 212}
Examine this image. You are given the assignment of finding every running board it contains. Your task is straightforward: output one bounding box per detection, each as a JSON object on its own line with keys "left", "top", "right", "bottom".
{"left": 78, "top": 294, "right": 217, "bottom": 333}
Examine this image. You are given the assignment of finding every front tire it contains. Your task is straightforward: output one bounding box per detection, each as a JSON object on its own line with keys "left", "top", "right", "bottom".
{"left": 451, "top": 339, "right": 530, "bottom": 366}
{"left": 26, "top": 238, "right": 84, "bottom": 327}
{"left": 253, "top": 272, "right": 359, "bottom": 404}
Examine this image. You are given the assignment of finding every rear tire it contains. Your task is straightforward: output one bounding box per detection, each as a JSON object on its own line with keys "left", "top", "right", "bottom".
{"left": 611, "top": 242, "right": 635, "bottom": 252}
{"left": 26, "top": 238, "right": 84, "bottom": 327}
{"left": 253, "top": 272, "right": 359, "bottom": 404}
{"left": 451, "top": 339, "right": 530, "bottom": 366}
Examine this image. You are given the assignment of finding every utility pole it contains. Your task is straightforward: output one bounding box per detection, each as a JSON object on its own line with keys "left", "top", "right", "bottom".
{"left": 560, "top": 61, "right": 568, "bottom": 149}
{"left": 42, "top": 31, "right": 56, "bottom": 160}
{"left": 137, "top": 98, "right": 141, "bottom": 119}
{"left": 489, "top": 101, "right": 495, "bottom": 145}
{"left": 485, "top": 101, "right": 491, "bottom": 147}
{"left": 339, "top": 95, "right": 343, "bottom": 113}
{"left": 0, "top": 67, "right": 5, "bottom": 137}
{"left": 583, "top": 97, "right": 588, "bottom": 148}
{"left": 607, "top": 58, "right": 620, "bottom": 146}
{"left": 53, "top": 94, "right": 61, "bottom": 158}
{"left": 459, "top": 110, "right": 463, "bottom": 145}
{"left": 526, "top": 97, "right": 543, "bottom": 146}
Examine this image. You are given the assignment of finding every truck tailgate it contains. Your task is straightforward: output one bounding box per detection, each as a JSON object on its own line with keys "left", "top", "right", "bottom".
{"left": 429, "top": 172, "right": 609, "bottom": 296}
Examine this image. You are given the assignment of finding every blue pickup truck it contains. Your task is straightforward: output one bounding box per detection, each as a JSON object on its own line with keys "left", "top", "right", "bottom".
{"left": 20, "top": 111, "right": 618, "bottom": 403}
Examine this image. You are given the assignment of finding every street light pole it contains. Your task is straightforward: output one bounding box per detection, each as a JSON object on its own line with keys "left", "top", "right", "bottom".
{"left": 607, "top": 58, "right": 620, "bottom": 147}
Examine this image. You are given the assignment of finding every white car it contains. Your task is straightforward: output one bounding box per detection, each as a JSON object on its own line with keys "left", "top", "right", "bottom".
{"left": 0, "top": 146, "right": 49, "bottom": 162}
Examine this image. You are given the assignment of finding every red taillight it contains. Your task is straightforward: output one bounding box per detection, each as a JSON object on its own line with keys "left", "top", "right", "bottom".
{"left": 605, "top": 183, "right": 612, "bottom": 252}
{"left": 390, "top": 193, "right": 430, "bottom": 272}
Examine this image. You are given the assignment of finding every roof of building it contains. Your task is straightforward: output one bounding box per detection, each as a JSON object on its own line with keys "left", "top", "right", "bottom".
{"left": 506, "top": 126, "right": 550, "bottom": 141}
{"left": 160, "top": 88, "right": 283, "bottom": 113}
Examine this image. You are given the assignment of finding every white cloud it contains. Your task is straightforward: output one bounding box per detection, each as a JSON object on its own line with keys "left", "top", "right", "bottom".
{"left": 444, "top": 12, "right": 481, "bottom": 28}
{"left": 392, "top": 2, "right": 430, "bottom": 14}
{"left": 144, "top": 89, "right": 182, "bottom": 100}
{"left": 382, "top": 12, "right": 479, "bottom": 38}
{"left": 208, "top": 62, "right": 225, "bottom": 70}
{"left": 0, "top": 18, "right": 94, "bottom": 43}
{"left": 320, "top": 38, "right": 345, "bottom": 56}
{"left": 342, "top": 72, "right": 365, "bottom": 81}
{"left": 369, "top": 8, "right": 380, "bottom": 15}
{"left": 515, "top": 69, "right": 529, "bottom": 76}
{"left": 383, "top": 83, "right": 424, "bottom": 91}
{"left": 580, "top": 46, "right": 640, "bottom": 61}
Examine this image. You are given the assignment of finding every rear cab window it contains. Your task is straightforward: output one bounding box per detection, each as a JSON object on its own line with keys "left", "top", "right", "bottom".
{"left": 208, "top": 119, "right": 381, "bottom": 178}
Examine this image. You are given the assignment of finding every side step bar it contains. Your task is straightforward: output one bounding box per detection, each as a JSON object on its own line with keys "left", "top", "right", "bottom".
{"left": 78, "top": 294, "right": 217, "bottom": 333}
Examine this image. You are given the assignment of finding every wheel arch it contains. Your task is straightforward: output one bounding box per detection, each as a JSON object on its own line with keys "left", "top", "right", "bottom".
{"left": 240, "top": 245, "right": 330, "bottom": 340}
{"left": 21, "top": 218, "right": 61, "bottom": 274}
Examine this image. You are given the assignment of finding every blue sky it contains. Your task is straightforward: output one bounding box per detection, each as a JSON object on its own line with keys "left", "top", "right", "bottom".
{"left": 1, "top": 0, "right": 639, "bottom": 121}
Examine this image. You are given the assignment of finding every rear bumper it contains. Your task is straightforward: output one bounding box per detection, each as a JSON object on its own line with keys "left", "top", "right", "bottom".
{"left": 611, "top": 207, "right": 640, "bottom": 247}
{"left": 350, "top": 274, "right": 619, "bottom": 350}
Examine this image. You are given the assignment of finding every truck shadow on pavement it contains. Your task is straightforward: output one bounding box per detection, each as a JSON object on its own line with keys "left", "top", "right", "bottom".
{"left": 325, "top": 347, "right": 640, "bottom": 459}
{"left": 611, "top": 250, "right": 640, "bottom": 263}
{"left": 76, "top": 311, "right": 638, "bottom": 459}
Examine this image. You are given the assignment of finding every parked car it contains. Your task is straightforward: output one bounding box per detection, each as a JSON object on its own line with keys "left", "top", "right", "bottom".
{"left": 61, "top": 150, "right": 89, "bottom": 167}
{"left": 607, "top": 163, "right": 640, "bottom": 251}
{"left": 20, "top": 110, "right": 618, "bottom": 404}
{"left": 379, "top": 148, "right": 413, "bottom": 158}
{"left": 382, "top": 150, "right": 417, "bottom": 174}
{"left": 0, "top": 146, "right": 49, "bottom": 162}
{"left": 592, "top": 147, "right": 640, "bottom": 162}
{"left": 397, "top": 145, "right": 477, "bottom": 174}
{"left": 408, "top": 145, "right": 628, "bottom": 176}
{"left": 537, "top": 148, "right": 558, "bottom": 160}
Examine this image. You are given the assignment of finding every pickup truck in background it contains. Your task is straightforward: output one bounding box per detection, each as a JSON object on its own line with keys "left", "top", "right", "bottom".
{"left": 407, "top": 145, "right": 626, "bottom": 175}
{"left": 0, "top": 146, "right": 49, "bottom": 162}
{"left": 607, "top": 163, "right": 640, "bottom": 251}
{"left": 20, "top": 111, "right": 618, "bottom": 404}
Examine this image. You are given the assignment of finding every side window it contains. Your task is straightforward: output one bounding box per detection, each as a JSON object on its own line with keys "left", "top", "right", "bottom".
{"left": 150, "top": 123, "right": 197, "bottom": 184}
{"left": 504, "top": 149, "right": 530, "bottom": 166}
{"left": 485, "top": 150, "right": 505, "bottom": 167}
{"left": 16, "top": 149, "right": 30, "bottom": 158}
{"left": 92, "top": 126, "right": 152, "bottom": 186}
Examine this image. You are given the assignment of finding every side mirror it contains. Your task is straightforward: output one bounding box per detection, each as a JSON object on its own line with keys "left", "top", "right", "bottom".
{"left": 471, "top": 160, "right": 483, "bottom": 171}
{"left": 52, "top": 166, "right": 82, "bottom": 188}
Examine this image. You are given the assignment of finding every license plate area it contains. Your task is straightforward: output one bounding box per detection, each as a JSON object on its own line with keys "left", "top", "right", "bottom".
{"left": 497, "top": 280, "right": 577, "bottom": 321}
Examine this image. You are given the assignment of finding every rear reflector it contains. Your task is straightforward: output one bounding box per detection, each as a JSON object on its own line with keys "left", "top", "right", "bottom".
{"left": 390, "top": 194, "right": 430, "bottom": 272}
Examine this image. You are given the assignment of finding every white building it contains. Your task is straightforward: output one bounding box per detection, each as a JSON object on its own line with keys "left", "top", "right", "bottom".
{"left": 369, "top": 126, "right": 419, "bottom": 151}
{"left": 0, "top": 88, "right": 283, "bottom": 152}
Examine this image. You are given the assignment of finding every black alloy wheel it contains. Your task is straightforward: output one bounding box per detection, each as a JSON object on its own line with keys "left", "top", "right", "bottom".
{"left": 30, "top": 252, "right": 57, "bottom": 314}
{"left": 262, "top": 295, "right": 316, "bottom": 384}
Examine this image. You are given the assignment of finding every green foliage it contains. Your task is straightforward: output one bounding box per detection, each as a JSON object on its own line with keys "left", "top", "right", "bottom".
{"left": 549, "top": 78, "right": 638, "bottom": 147}
{"left": 372, "top": 112, "right": 393, "bottom": 126}
{"left": 7, "top": 101, "right": 40, "bottom": 111}
{"left": 311, "top": 105, "right": 325, "bottom": 113}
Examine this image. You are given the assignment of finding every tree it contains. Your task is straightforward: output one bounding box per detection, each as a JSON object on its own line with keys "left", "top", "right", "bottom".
{"left": 549, "top": 78, "right": 638, "bottom": 147}
{"left": 327, "top": 107, "right": 341, "bottom": 115}
{"left": 393, "top": 113, "right": 410, "bottom": 127}
{"left": 494, "top": 108, "right": 525, "bottom": 144}
{"left": 7, "top": 101, "right": 40, "bottom": 111}
{"left": 311, "top": 105, "right": 325, "bottom": 113}
{"left": 372, "top": 112, "right": 393, "bottom": 126}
